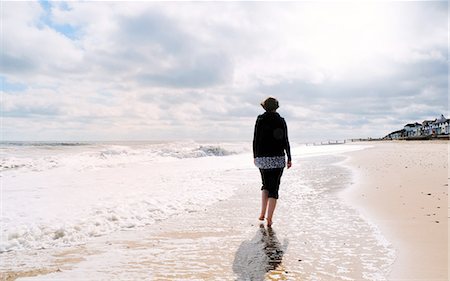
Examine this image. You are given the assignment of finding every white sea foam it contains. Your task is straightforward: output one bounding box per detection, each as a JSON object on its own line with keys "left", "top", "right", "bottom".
{"left": 0, "top": 141, "right": 247, "bottom": 173}
{"left": 0, "top": 141, "right": 251, "bottom": 253}
{"left": 291, "top": 143, "right": 371, "bottom": 158}
{"left": 1, "top": 141, "right": 397, "bottom": 281}
{"left": 1, "top": 141, "right": 368, "bottom": 254}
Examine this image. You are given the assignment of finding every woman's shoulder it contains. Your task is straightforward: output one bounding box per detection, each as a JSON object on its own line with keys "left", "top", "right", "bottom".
{"left": 257, "top": 112, "right": 285, "bottom": 122}
{"left": 273, "top": 113, "right": 285, "bottom": 122}
{"left": 276, "top": 113, "right": 286, "bottom": 121}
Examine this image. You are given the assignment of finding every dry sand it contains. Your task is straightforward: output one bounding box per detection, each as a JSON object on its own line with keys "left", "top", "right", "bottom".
{"left": 341, "top": 141, "right": 448, "bottom": 281}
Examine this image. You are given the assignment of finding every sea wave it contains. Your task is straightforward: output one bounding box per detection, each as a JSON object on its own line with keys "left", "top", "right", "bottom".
{"left": 1, "top": 166, "right": 240, "bottom": 253}
{"left": 1, "top": 141, "right": 91, "bottom": 147}
{"left": 158, "top": 145, "right": 236, "bottom": 159}
{"left": 0, "top": 142, "right": 246, "bottom": 173}
{"left": 0, "top": 157, "right": 59, "bottom": 172}
{"left": 1, "top": 198, "right": 178, "bottom": 252}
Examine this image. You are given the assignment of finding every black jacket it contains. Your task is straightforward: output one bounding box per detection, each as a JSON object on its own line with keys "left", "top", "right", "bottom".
{"left": 253, "top": 112, "right": 291, "bottom": 161}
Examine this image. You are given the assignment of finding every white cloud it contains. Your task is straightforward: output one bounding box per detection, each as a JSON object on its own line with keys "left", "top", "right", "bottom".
{"left": 1, "top": 1, "right": 447, "bottom": 141}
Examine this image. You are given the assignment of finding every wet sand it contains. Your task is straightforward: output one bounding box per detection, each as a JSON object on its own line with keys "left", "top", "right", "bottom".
{"left": 341, "top": 141, "right": 448, "bottom": 280}
{"left": 4, "top": 153, "right": 395, "bottom": 280}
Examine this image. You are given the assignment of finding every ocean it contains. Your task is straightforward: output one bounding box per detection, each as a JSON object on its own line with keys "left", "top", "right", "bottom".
{"left": 1, "top": 141, "right": 395, "bottom": 280}
{"left": 1, "top": 141, "right": 251, "bottom": 252}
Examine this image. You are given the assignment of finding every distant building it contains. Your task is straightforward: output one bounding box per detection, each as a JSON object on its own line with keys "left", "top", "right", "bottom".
{"left": 435, "top": 114, "right": 449, "bottom": 135}
{"left": 404, "top": 123, "right": 422, "bottom": 137}
{"left": 385, "top": 114, "right": 449, "bottom": 139}
{"left": 384, "top": 129, "right": 405, "bottom": 140}
{"left": 421, "top": 120, "right": 435, "bottom": 136}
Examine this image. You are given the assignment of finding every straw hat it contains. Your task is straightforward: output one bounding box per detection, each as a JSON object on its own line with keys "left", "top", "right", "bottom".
{"left": 260, "top": 97, "right": 279, "bottom": 111}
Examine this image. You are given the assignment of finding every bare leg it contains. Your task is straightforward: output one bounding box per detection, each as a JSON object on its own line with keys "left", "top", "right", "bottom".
{"left": 266, "top": 198, "right": 277, "bottom": 227}
{"left": 259, "top": 190, "right": 269, "bottom": 220}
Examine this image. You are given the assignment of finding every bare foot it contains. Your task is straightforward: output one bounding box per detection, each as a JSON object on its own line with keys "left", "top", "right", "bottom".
{"left": 258, "top": 215, "right": 265, "bottom": 221}
{"left": 266, "top": 218, "right": 273, "bottom": 227}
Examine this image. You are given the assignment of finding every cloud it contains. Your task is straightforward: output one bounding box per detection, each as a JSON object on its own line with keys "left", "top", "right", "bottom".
{"left": 1, "top": 1, "right": 447, "bottom": 141}
{"left": 136, "top": 55, "right": 232, "bottom": 88}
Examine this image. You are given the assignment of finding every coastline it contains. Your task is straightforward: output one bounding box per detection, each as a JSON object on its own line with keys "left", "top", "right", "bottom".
{"left": 340, "top": 141, "right": 448, "bottom": 280}
{"left": 3, "top": 145, "right": 397, "bottom": 281}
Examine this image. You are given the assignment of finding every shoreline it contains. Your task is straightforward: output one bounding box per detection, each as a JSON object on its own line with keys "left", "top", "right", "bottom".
{"left": 4, "top": 142, "right": 445, "bottom": 280}
{"left": 4, "top": 148, "right": 396, "bottom": 281}
{"left": 340, "top": 141, "right": 448, "bottom": 280}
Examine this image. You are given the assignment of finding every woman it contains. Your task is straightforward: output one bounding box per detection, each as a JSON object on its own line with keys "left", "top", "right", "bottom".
{"left": 253, "top": 97, "right": 292, "bottom": 227}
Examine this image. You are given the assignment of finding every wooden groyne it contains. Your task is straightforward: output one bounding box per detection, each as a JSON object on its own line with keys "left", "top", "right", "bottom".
{"left": 306, "top": 140, "right": 347, "bottom": 146}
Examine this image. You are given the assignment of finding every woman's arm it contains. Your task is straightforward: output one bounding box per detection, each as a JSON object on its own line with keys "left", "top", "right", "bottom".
{"left": 253, "top": 117, "right": 261, "bottom": 159}
{"left": 283, "top": 119, "right": 292, "bottom": 168}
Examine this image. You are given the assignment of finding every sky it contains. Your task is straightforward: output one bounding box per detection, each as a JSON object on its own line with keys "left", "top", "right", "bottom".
{"left": 1, "top": 1, "right": 448, "bottom": 142}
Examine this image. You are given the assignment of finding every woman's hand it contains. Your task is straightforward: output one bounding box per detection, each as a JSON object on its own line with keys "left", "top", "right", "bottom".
{"left": 287, "top": 161, "right": 292, "bottom": 169}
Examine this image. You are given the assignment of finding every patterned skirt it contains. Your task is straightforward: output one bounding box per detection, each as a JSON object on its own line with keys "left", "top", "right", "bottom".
{"left": 254, "top": 156, "right": 286, "bottom": 169}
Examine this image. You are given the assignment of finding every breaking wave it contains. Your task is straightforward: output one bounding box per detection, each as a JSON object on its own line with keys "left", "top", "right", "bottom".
{"left": 1, "top": 142, "right": 247, "bottom": 172}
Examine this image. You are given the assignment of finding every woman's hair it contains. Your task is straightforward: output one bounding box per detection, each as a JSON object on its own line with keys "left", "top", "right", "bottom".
{"left": 260, "top": 97, "right": 279, "bottom": 112}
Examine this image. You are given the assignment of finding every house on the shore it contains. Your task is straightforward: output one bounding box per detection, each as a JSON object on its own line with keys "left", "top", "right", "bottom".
{"left": 435, "top": 114, "right": 449, "bottom": 135}
{"left": 385, "top": 129, "right": 406, "bottom": 139}
{"left": 404, "top": 123, "right": 422, "bottom": 137}
{"left": 421, "top": 120, "right": 435, "bottom": 136}
{"left": 384, "top": 114, "right": 449, "bottom": 140}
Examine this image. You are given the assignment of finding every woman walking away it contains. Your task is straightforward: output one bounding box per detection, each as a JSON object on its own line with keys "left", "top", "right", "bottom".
{"left": 253, "top": 97, "right": 292, "bottom": 227}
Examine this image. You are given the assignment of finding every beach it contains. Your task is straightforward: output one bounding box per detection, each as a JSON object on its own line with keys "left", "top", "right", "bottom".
{"left": 341, "top": 141, "right": 448, "bottom": 280}
{"left": 1, "top": 141, "right": 447, "bottom": 280}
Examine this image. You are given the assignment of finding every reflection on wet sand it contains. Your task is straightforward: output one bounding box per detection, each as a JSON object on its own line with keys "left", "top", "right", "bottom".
{"left": 233, "top": 224, "right": 289, "bottom": 280}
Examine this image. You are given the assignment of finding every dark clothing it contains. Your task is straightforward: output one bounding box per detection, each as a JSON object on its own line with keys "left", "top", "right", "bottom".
{"left": 253, "top": 111, "right": 291, "bottom": 199}
{"left": 253, "top": 112, "right": 291, "bottom": 162}
{"left": 259, "top": 168, "right": 284, "bottom": 199}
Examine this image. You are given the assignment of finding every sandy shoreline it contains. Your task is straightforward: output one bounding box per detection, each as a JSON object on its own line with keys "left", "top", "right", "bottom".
{"left": 341, "top": 141, "right": 448, "bottom": 280}
{"left": 3, "top": 149, "right": 394, "bottom": 281}
{"left": 3, "top": 142, "right": 447, "bottom": 280}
